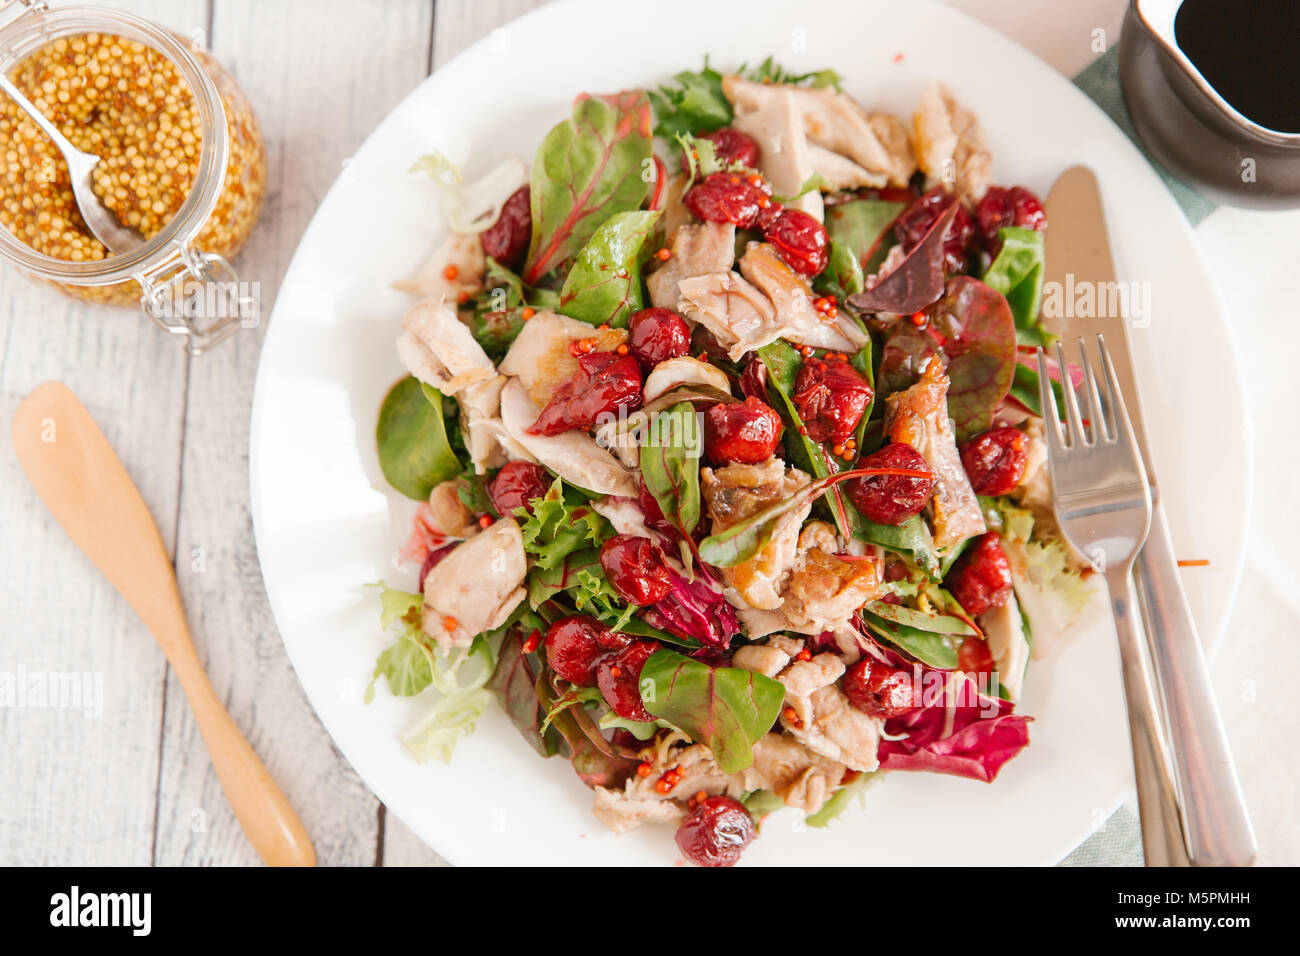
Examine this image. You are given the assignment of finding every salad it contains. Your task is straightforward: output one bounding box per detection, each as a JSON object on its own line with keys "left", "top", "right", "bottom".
{"left": 369, "top": 59, "right": 1094, "bottom": 867}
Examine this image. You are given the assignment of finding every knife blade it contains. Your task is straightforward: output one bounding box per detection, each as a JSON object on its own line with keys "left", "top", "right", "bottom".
{"left": 1042, "top": 167, "right": 1255, "bottom": 866}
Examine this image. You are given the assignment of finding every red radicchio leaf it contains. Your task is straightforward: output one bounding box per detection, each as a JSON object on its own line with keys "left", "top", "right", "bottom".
{"left": 877, "top": 669, "right": 1031, "bottom": 783}
{"left": 641, "top": 562, "right": 741, "bottom": 648}
{"left": 877, "top": 276, "right": 1017, "bottom": 442}
{"left": 846, "top": 197, "right": 957, "bottom": 315}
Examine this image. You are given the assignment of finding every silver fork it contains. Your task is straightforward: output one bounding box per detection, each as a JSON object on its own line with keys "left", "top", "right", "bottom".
{"left": 1037, "top": 336, "right": 1187, "bottom": 866}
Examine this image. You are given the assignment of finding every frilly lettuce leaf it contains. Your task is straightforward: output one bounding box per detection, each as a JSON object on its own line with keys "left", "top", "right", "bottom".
{"left": 517, "top": 478, "right": 611, "bottom": 570}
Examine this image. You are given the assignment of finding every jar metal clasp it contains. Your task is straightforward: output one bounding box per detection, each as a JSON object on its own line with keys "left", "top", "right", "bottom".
{"left": 136, "top": 244, "right": 259, "bottom": 356}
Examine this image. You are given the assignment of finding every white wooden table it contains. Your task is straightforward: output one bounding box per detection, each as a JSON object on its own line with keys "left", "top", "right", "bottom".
{"left": 2, "top": 0, "right": 1295, "bottom": 866}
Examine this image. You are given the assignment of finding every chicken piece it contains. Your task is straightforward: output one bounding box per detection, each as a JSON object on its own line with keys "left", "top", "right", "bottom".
{"left": 730, "top": 85, "right": 823, "bottom": 220}
{"left": 624, "top": 742, "right": 743, "bottom": 803}
{"left": 912, "top": 81, "right": 992, "bottom": 200}
{"left": 777, "top": 652, "right": 846, "bottom": 698}
{"left": 393, "top": 231, "right": 485, "bottom": 301}
{"left": 646, "top": 221, "right": 736, "bottom": 312}
{"left": 498, "top": 310, "right": 626, "bottom": 408}
{"left": 808, "top": 144, "right": 886, "bottom": 190}
{"left": 737, "top": 243, "right": 866, "bottom": 353}
{"left": 783, "top": 548, "right": 880, "bottom": 630}
{"left": 768, "top": 634, "right": 808, "bottom": 658}
{"left": 643, "top": 356, "right": 732, "bottom": 403}
{"left": 731, "top": 642, "right": 793, "bottom": 679}
{"left": 659, "top": 171, "right": 694, "bottom": 238}
{"left": 397, "top": 298, "right": 514, "bottom": 472}
{"left": 884, "top": 358, "right": 986, "bottom": 550}
{"left": 741, "top": 733, "right": 846, "bottom": 815}
{"left": 426, "top": 479, "right": 478, "bottom": 540}
{"left": 980, "top": 590, "right": 1030, "bottom": 700}
{"left": 722, "top": 76, "right": 915, "bottom": 187}
{"left": 797, "top": 519, "right": 838, "bottom": 553}
{"left": 422, "top": 518, "right": 526, "bottom": 650}
{"left": 499, "top": 378, "right": 637, "bottom": 497}
{"left": 701, "top": 458, "right": 812, "bottom": 609}
{"left": 592, "top": 787, "right": 685, "bottom": 834}
{"left": 676, "top": 270, "right": 778, "bottom": 362}
{"left": 781, "top": 685, "right": 882, "bottom": 773}
{"left": 397, "top": 298, "right": 497, "bottom": 395}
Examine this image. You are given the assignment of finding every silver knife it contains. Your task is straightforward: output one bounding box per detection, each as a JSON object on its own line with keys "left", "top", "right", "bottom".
{"left": 1042, "top": 166, "right": 1256, "bottom": 866}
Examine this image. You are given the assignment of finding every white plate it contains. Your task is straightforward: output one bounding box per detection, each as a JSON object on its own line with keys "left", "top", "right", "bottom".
{"left": 249, "top": 0, "right": 1249, "bottom": 865}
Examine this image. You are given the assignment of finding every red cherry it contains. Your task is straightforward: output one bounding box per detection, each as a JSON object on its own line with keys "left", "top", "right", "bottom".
{"left": 683, "top": 172, "right": 770, "bottom": 227}
{"left": 945, "top": 532, "right": 1013, "bottom": 617}
{"left": 844, "top": 658, "right": 914, "bottom": 718}
{"left": 479, "top": 185, "right": 531, "bottom": 270}
{"left": 628, "top": 307, "right": 691, "bottom": 371}
{"left": 544, "top": 615, "right": 627, "bottom": 687}
{"left": 596, "top": 640, "right": 658, "bottom": 721}
{"left": 679, "top": 127, "right": 761, "bottom": 173}
{"left": 599, "top": 534, "right": 674, "bottom": 606}
{"left": 527, "top": 351, "right": 643, "bottom": 436}
{"left": 487, "top": 460, "right": 551, "bottom": 517}
{"left": 703, "top": 397, "right": 784, "bottom": 464}
{"left": 846, "top": 443, "right": 934, "bottom": 525}
{"left": 959, "top": 426, "right": 1029, "bottom": 496}
{"left": 763, "top": 207, "right": 829, "bottom": 276}
{"left": 791, "top": 355, "right": 873, "bottom": 447}
{"left": 675, "top": 796, "right": 756, "bottom": 867}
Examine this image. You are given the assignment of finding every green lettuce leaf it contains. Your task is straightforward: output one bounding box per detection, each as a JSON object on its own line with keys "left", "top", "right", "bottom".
{"left": 517, "top": 478, "right": 611, "bottom": 570}
{"left": 648, "top": 61, "right": 733, "bottom": 138}
{"left": 982, "top": 226, "right": 1051, "bottom": 347}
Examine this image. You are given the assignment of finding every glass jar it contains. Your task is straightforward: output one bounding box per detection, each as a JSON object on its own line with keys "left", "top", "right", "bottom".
{"left": 0, "top": 0, "right": 267, "bottom": 353}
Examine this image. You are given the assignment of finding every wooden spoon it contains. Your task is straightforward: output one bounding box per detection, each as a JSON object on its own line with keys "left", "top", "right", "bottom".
{"left": 11, "top": 381, "right": 316, "bottom": 867}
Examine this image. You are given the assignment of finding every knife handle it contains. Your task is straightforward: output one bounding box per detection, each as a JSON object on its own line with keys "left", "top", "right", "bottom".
{"left": 1135, "top": 501, "right": 1257, "bottom": 866}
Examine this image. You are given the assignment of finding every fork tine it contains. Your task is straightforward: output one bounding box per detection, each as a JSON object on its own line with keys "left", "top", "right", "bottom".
{"left": 1076, "top": 337, "right": 1109, "bottom": 444}
{"left": 1096, "top": 335, "right": 1135, "bottom": 448}
{"left": 1036, "top": 347, "right": 1067, "bottom": 455}
{"left": 1055, "top": 341, "right": 1087, "bottom": 448}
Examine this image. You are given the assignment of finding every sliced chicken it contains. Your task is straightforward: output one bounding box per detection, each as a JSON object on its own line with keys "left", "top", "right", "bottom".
{"left": 623, "top": 742, "right": 743, "bottom": 803}
{"left": 498, "top": 310, "right": 626, "bottom": 408}
{"left": 397, "top": 298, "right": 514, "bottom": 472}
{"left": 731, "top": 642, "right": 793, "bottom": 679}
{"left": 722, "top": 76, "right": 915, "bottom": 187}
{"left": 701, "top": 458, "right": 812, "bottom": 609}
{"left": 808, "top": 144, "right": 887, "bottom": 190}
{"left": 500, "top": 378, "right": 637, "bottom": 497}
{"left": 643, "top": 355, "right": 732, "bottom": 402}
{"left": 421, "top": 518, "right": 526, "bottom": 650}
{"left": 729, "top": 85, "right": 823, "bottom": 220}
{"left": 884, "top": 357, "right": 986, "bottom": 551}
{"left": 646, "top": 221, "right": 736, "bottom": 311}
{"left": 677, "top": 270, "right": 779, "bottom": 361}
{"left": 780, "top": 685, "right": 882, "bottom": 773}
{"left": 592, "top": 787, "right": 686, "bottom": 834}
{"left": 980, "top": 589, "right": 1030, "bottom": 700}
{"left": 912, "top": 81, "right": 992, "bottom": 200}
{"left": 777, "top": 652, "right": 846, "bottom": 698}
{"left": 782, "top": 546, "right": 880, "bottom": 631}
{"left": 738, "top": 242, "right": 866, "bottom": 353}
{"left": 659, "top": 171, "right": 694, "bottom": 238}
{"left": 740, "top": 733, "right": 846, "bottom": 815}
{"left": 397, "top": 298, "right": 497, "bottom": 395}
{"left": 393, "top": 231, "right": 485, "bottom": 301}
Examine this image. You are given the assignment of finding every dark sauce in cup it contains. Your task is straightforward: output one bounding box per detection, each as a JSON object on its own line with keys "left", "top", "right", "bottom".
{"left": 1174, "top": 0, "right": 1300, "bottom": 133}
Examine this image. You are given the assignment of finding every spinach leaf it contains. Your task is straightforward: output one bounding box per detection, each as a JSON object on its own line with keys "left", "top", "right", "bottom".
{"left": 558, "top": 209, "right": 660, "bottom": 327}
{"left": 824, "top": 199, "right": 905, "bottom": 274}
{"left": 517, "top": 478, "right": 611, "bottom": 570}
{"left": 855, "top": 513, "right": 941, "bottom": 579}
{"left": 864, "top": 600, "right": 978, "bottom": 637}
{"left": 524, "top": 90, "right": 653, "bottom": 284}
{"left": 639, "top": 649, "right": 785, "bottom": 774}
{"left": 1008, "top": 357, "right": 1067, "bottom": 418}
{"left": 486, "top": 629, "right": 559, "bottom": 757}
{"left": 469, "top": 257, "right": 562, "bottom": 356}
{"left": 648, "top": 61, "right": 732, "bottom": 138}
{"left": 864, "top": 612, "right": 961, "bottom": 669}
{"left": 640, "top": 401, "right": 702, "bottom": 539}
{"left": 982, "top": 226, "right": 1051, "bottom": 347}
{"left": 818, "top": 240, "right": 865, "bottom": 299}
{"left": 375, "top": 376, "right": 462, "bottom": 500}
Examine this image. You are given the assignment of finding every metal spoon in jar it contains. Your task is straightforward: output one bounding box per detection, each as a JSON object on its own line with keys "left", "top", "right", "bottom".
{"left": 1, "top": 72, "right": 144, "bottom": 254}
